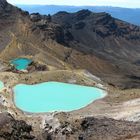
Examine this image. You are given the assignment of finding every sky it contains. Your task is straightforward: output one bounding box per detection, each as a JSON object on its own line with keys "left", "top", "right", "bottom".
{"left": 7, "top": 0, "right": 140, "bottom": 8}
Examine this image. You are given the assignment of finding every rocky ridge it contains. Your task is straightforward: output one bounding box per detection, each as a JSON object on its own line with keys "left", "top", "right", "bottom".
{"left": 0, "top": 113, "right": 35, "bottom": 140}
{"left": 1, "top": 112, "right": 140, "bottom": 140}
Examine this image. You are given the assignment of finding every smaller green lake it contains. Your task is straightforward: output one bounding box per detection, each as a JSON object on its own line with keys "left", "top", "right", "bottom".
{"left": 10, "top": 58, "right": 32, "bottom": 71}
{"left": 14, "top": 82, "right": 106, "bottom": 113}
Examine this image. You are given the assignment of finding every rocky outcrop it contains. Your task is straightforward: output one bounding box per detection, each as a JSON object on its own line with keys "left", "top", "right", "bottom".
{"left": 1, "top": 112, "right": 140, "bottom": 140}
{"left": 30, "top": 13, "right": 42, "bottom": 22}
{"left": 53, "top": 10, "right": 140, "bottom": 40}
{"left": 0, "top": 113, "right": 35, "bottom": 140}
{"left": 38, "top": 116, "right": 140, "bottom": 140}
{"left": 75, "top": 21, "right": 86, "bottom": 30}
{"left": 30, "top": 13, "right": 51, "bottom": 22}
{"left": 79, "top": 117, "right": 140, "bottom": 140}
{"left": 29, "top": 13, "right": 65, "bottom": 43}
{"left": 0, "top": 0, "right": 7, "bottom": 10}
{"left": 27, "top": 62, "right": 48, "bottom": 72}
{"left": 75, "top": 9, "right": 91, "bottom": 20}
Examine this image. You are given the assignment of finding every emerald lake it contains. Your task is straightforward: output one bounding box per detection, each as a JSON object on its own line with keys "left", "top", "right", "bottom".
{"left": 13, "top": 82, "right": 106, "bottom": 113}
{"left": 0, "top": 81, "right": 4, "bottom": 90}
{"left": 10, "top": 58, "right": 32, "bottom": 71}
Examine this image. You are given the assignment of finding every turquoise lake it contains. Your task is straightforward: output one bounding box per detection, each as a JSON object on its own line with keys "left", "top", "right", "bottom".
{"left": 0, "top": 81, "right": 4, "bottom": 90}
{"left": 13, "top": 82, "right": 106, "bottom": 113}
{"left": 10, "top": 58, "right": 32, "bottom": 70}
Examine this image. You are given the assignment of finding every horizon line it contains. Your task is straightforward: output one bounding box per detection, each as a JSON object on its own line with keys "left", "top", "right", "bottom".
{"left": 13, "top": 4, "right": 140, "bottom": 9}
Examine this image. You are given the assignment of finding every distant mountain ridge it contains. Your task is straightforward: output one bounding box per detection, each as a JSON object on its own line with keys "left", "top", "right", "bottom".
{"left": 16, "top": 5, "right": 140, "bottom": 26}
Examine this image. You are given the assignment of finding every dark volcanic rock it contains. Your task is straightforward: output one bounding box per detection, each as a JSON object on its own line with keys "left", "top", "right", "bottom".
{"left": 53, "top": 25, "right": 65, "bottom": 43}
{"left": 1, "top": 113, "right": 140, "bottom": 140}
{"left": 30, "top": 13, "right": 52, "bottom": 22}
{"left": 0, "top": 113, "right": 35, "bottom": 140}
{"left": 0, "top": 0, "right": 7, "bottom": 10}
{"left": 75, "top": 21, "right": 86, "bottom": 30}
{"left": 39, "top": 116, "right": 140, "bottom": 140}
{"left": 27, "top": 62, "right": 48, "bottom": 72}
{"left": 78, "top": 117, "right": 140, "bottom": 140}
{"left": 53, "top": 10, "right": 140, "bottom": 39}
{"left": 30, "top": 13, "right": 42, "bottom": 22}
{"left": 75, "top": 9, "right": 91, "bottom": 20}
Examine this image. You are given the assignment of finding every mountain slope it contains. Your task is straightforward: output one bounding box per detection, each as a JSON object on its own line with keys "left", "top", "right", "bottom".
{"left": 17, "top": 5, "right": 140, "bottom": 26}
{"left": 0, "top": 1, "right": 140, "bottom": 88}
{"left": 51, "top": 10, "right": 140, "bottom": 88}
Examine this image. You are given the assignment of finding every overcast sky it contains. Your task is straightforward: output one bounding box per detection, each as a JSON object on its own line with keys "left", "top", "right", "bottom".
{"left": 7, "top": 0, "right": 140, "bottom": 8}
